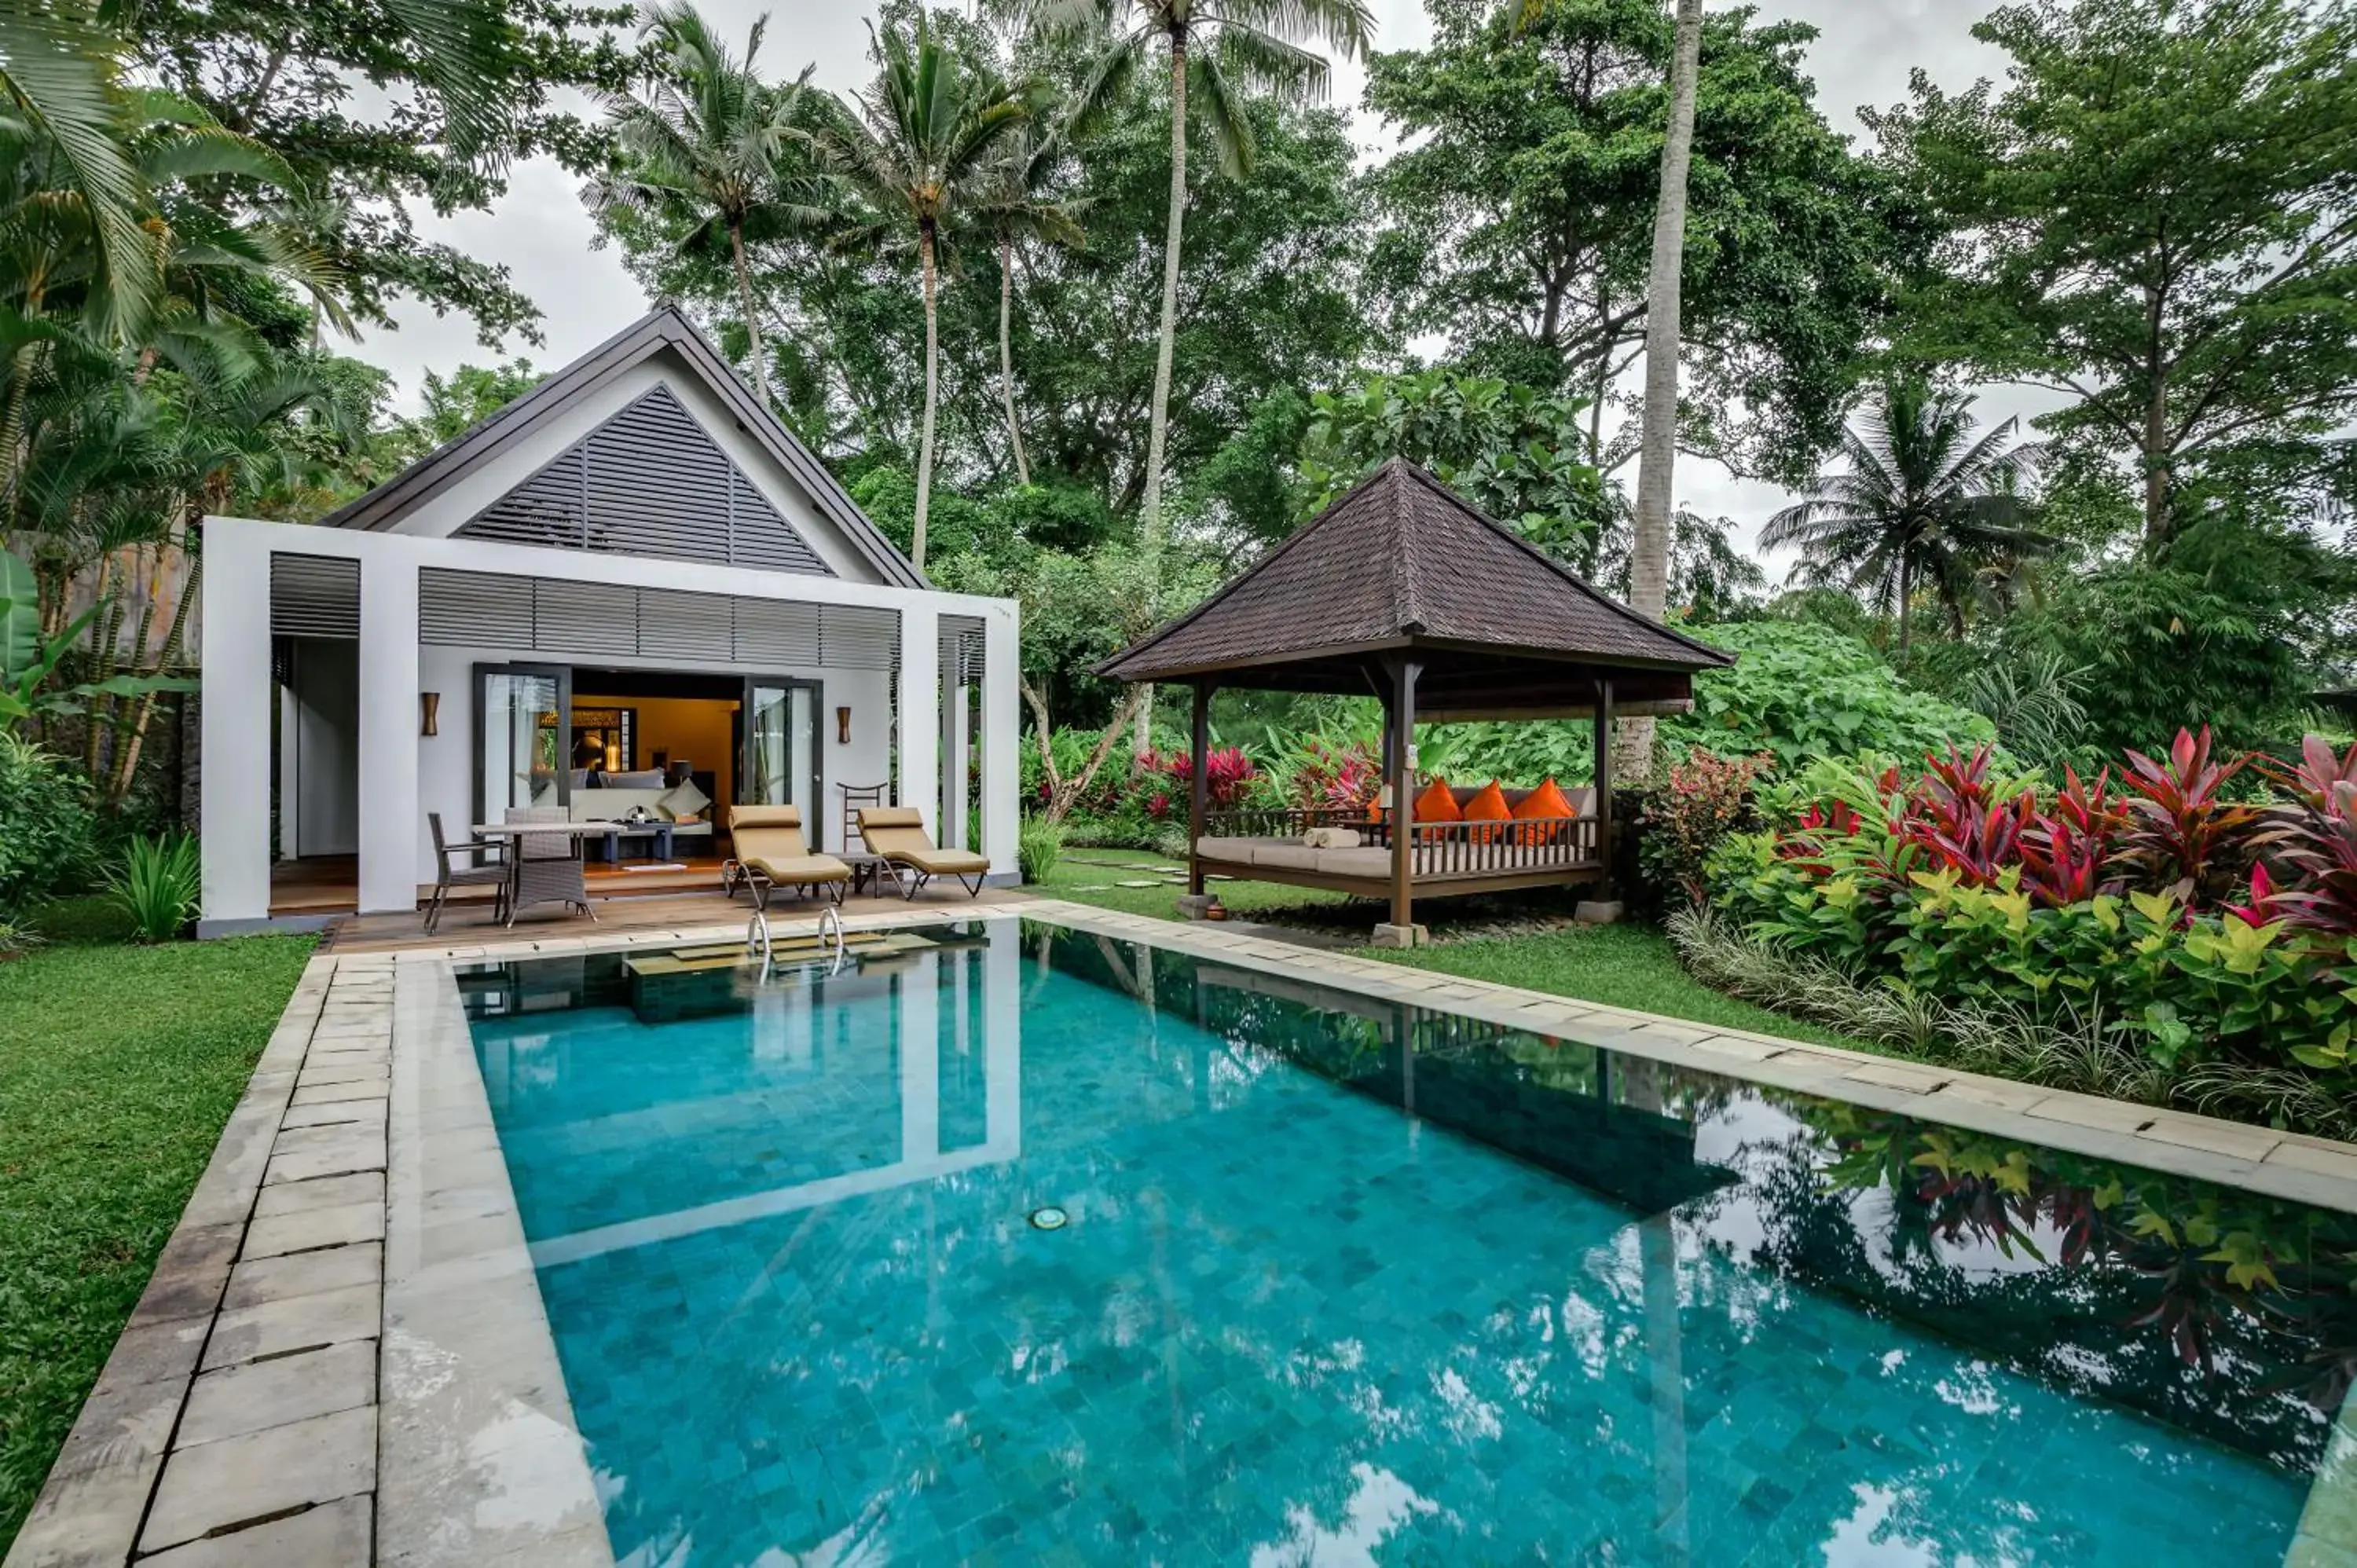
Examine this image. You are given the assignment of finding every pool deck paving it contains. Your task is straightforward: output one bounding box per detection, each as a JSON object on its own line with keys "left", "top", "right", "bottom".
{"left": 9, "top": 892, "right": 2357, "bottom": 1567}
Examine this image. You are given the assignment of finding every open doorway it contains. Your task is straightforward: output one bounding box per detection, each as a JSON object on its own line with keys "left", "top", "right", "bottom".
{"left": 269, "top": 636, "right": 361, "bottom": 915}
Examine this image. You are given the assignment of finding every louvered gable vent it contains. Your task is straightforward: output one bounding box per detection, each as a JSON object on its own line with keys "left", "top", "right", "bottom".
{"left": 457, "top": 385, "right": 835, "bottom": 577}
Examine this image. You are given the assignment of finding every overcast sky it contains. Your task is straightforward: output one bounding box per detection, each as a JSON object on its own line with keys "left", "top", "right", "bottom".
{"left": 362, "top": 0, "right": 2029, "bottom": 569}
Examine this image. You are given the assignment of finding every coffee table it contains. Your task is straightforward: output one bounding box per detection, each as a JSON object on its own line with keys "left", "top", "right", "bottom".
{"left": 843, "top": 852, "right": 908, "bottom": 899}
{"left": 595, "top": 821, "right": 676, "bottom": 863}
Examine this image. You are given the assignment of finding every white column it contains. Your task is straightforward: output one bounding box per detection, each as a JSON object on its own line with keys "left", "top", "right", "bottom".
{"left": 276, "top": 680, "right": 299, "bottom": 861}
{"left": 979, "top": 601, "right": 1019, "bottom": 878}
{"left": 941, "top": 672, "right": 971, "bottom": 851}
{"left": 899, "top": 967, "right": 940, "bottom": 1164}
{"left": 896, "top": 603, "right": 940, "bottom": 833}
{"left": 983, "top": 918, "right": 1022, "bottom": 1158}
{"left": 199, "top": 529, "right": 273, "bottom": 929}
{"left": 357, "top": 554, "right": 420, "bottom": 914}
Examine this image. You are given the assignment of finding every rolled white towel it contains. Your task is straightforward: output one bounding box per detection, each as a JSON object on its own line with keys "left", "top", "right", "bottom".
{"left": 1301, "top": 826, "right": 1363, "bottom": 849}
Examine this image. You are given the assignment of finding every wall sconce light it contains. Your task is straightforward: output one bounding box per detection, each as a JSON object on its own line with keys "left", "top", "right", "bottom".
{"left": 420, "top": 691, "right": 440, "bottom": 737}
{"left": 836, "top": 705, "right": 852, "bottom": 745}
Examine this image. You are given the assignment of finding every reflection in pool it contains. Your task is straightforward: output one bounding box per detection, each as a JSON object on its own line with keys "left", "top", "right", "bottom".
{"left": 458, "top": 918, "right": 2348, "bottom": 1565}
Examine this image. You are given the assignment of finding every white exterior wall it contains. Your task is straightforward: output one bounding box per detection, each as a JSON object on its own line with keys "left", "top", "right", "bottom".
{"left": 198, "top": 517, "right": 1018, "bottom": 931}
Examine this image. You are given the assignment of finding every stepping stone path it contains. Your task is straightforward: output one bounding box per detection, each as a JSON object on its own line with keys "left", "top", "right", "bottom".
{"left": 1116, "top": 879, "right": 1164, "bottom": 888}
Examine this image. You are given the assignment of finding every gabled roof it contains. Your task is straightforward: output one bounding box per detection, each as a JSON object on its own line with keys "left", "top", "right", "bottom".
{"left": 320, "top": 306, "right": 927, "bottom": 591}
{"left": 1098, "top": 458, "right": 1731, "bottom": 683}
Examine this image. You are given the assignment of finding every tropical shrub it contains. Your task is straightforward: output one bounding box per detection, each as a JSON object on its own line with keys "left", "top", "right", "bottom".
{"left": 1017, "top": 818, "right": 1063, "bottom": 885}
{"left": 1700, "top": 729, "right": 2357, "bottom": 1131}
{"left": 1637, "top": 748, "right": 1769, "bottom": 908}
{"left": 106, "top": 832, "right": 200, "bottom": 941}
{"left": 0, "top": 732, "right": 96, "bottom": 910}
{"left": 1666, "top": 621, "right": 2000, "bottom": 768}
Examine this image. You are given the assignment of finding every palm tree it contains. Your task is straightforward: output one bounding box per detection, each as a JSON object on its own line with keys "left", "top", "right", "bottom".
{"left": 587, "top": 3, "right": 821, "bottom": 412}
{"left": 1761, "top": 376, "right": 2052, "bottom": 658}
{"left": 0, "top": 3, "right": 149, "bottom": 337}
{"left": 973, "top": 122, "right": 1081, "bottom": 487}
{"left": 1617, "top": 0, "right": 1704, "bottom": 783}
{"left": 1021, "top": 0, "right": 1372, "bottom": 753}
{"left": 825, "top": 10, "right": 1038, "bottom": 570}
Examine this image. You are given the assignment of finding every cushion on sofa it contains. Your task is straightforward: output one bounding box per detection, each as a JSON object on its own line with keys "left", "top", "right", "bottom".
{"left": 659, "top": 777, "right": 712, "bottom": 822}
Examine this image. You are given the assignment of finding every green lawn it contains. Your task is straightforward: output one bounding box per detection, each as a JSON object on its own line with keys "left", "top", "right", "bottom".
{"left": 1030, "top": 852, "right": 1859, "bottom": 1049}
{"left": 0, "top": 919, "right": 315, "bottom": 1553}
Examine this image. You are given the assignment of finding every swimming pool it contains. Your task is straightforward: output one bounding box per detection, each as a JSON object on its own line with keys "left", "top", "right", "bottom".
{"left": 458, "top": 917, "right": 2350, "bottom": 1565}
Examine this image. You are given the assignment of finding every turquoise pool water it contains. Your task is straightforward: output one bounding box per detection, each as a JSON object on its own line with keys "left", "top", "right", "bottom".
{"left": 460, "top": 919, "right": 2345, "bottom": 1566}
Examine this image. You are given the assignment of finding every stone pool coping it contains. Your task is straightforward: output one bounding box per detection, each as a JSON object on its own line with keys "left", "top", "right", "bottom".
{"left": 13, "top": 896, "right": 2357, "bottom": 1566}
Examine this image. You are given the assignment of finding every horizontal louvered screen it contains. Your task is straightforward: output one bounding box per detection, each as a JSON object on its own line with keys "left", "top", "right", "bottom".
{"left": 733, "top": 598, "right": 821, "bottom": 665}
{"left": 940, "top": 614, "right": 987, "bottom": 685}
{"left": 823, "top": 604, "right": 899, "bottom": 671}
{"left": 269, "top": 553, "right": 360, "bottom": 639}
{"left": 419, "top": 569, "right": 534, "bottom": 648}
{"left": 639, "top": 588, "right": 734, "bottom": 662}
{"left": 457, "top": 385, "right": 835, "bottom": 577}
{"left": 417, "top": 566, "right": 900, "bottom": 672}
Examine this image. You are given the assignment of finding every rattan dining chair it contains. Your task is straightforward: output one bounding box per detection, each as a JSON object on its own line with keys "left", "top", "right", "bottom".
{"left": 425, "top": 812, "right": 510, "bottom": 934}
{"left": 504, "top": 806, "right": 594, "bottom": 927}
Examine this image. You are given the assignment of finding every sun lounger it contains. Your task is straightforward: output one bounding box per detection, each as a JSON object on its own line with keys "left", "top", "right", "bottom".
{"left": 857, "top": 806, "right": 990, "bottom": 899}
{"left": 723, "top": 804, "right": 851, "bottom": 910}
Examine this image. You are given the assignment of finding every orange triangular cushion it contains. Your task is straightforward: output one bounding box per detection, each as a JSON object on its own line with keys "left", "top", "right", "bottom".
{"left": 1413, "top": 778, "right": 1462, "bottom": 822}
{"left": 1462, "top": 779, "right": 1512, "bottom": 843}
{"left": 1513, "top": 779, "right": 1576, "bottom": 821}
{"left": 1512, "top": 777, "right": 1578, "bottom": 845}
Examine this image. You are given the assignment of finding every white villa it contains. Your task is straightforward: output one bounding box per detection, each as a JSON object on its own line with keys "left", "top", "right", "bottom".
{"left": 197, "top": 307, "right": 1018, "bottom": 934}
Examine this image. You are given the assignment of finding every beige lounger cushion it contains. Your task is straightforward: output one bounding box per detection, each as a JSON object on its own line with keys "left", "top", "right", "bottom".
{"left": 730, "top": 805, "right": 852, "bottom": 885}
{"left": 744, "top": 852, "right": 850, "bottom": 885}
{"left": 858, "top": 807, "right": 990, "bottom": 875}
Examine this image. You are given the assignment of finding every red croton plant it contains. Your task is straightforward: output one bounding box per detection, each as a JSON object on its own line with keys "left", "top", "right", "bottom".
{"left": 1775, "top": 727, "right": 2357, "bottom": 936}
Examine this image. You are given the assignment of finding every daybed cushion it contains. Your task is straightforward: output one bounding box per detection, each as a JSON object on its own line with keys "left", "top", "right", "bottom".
{"left": 1461, "top": 780, "right": 1512, "bottom": 843}
{"left": 1413, "top": 779, "right": 1463, "bottom": 822}
{"left": 1194, "top": 836, "right": 1261, "bottom": 862}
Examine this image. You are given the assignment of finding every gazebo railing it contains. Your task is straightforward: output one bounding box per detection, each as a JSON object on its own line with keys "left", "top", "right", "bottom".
{"left": 1400, "top": 816, "right": 1600, "bottom": 877}
{"left": 1196, "top": 810, "right": 1601, "bottom": 878}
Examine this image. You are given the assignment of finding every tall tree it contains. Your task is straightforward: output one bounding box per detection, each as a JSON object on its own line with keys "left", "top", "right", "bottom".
{"left": 588, "top": 2, "right": 819, "bottom": 412}
{"left": 827, "top": 9, "right": 1038, "bottom": 570}
{"left": 1761, "top": 376, "right": 2050, "bottom": 658}
{"left": 1618, "top": 0, "right": 1699, "bottom": 781}
{"left": 973, "top": 120, "right": 1082, "bottom": 486}
{"left": 1035, "top": 0, "right": 1373, "bottom": 551}
{"left": 1026, "top": 0, "right": 1372, "bottom": 752}
{"left": 1868, "top": 0, "right": 2357, "bottom": 548}
{"left": 123, "top": 0, "right": 635, "bottom": 346}
{"left": 1364, "top": 0, "right": 1901, "bottom": 486}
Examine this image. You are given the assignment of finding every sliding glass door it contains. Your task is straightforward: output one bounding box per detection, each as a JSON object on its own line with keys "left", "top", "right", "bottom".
{"left": 476, "top": 664, "right": 570, "bottom": 830}
{"left": 742, "top": 676, "right": 823, "bottom": 840}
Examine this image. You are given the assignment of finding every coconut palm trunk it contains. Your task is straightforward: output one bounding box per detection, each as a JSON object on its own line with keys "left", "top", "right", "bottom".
{"left": 1135, "top": 37, "right": 1190, "bottom": 758}
{"left": 913, "top": 223, "right": 941, "bottom": 572}
{"left": 999, "top": 235, "right": 1030, "bottom": 486}
{"left": 1617, "top": 0, "right": 1704, "bottom": 784}
{"left": 728, "top": 218, "right": 772, "bottom": 410}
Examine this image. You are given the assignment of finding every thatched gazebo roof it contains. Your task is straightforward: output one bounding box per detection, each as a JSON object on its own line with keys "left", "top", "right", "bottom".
{"left": 1098, "top": 457, "right": 1729, "bottom": 719}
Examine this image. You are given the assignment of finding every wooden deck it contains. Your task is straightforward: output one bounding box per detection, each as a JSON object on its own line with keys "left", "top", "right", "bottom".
{"left": 273, "top": 853, "right": 746, "bottom": 918}
{"left": 318, "top": 882, "right": 1028, "bottom": 954}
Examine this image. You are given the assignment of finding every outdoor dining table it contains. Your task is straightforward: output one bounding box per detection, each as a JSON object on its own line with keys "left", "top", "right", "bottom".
{"left": 470, "top": 819, "right": 623, "bottom": 925}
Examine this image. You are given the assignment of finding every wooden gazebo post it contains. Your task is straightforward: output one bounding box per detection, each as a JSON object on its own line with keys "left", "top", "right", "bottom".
{"left": 1380, "top": 655, "right": 1423, "bottom": 946}
{"left": 1186, "top": 679, "right": 1215, "bottom": 900}
{"left": 1593, "top": 677, "right": 1615, "bottom": 902}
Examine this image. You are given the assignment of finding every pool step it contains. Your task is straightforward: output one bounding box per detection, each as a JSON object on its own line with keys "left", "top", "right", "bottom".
{"left": 625, "top": 932, "right": 891, "bottom": 978}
